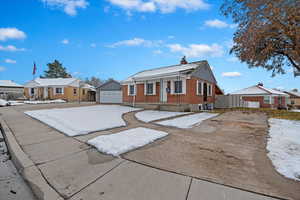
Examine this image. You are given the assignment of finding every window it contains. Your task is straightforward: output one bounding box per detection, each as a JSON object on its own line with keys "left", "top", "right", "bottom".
{"left": 146, "top": 83, "right": 154, "bottom": 95}
{"left": 30, "top": 88, "right": 35, "bottom": 95}
{"left": 197, "top": 81, "right": 202, "bottom": 95}
{"left": 208, "top": 84, "right": 212, "bottom": 96}
{"left": 129, "top": 85, "right": 135, "bottom": 95}
{"left": 73, "top": 89, "right": 77, "bottom": 95}
{"left": 56, "top": 88, "right": 63, "bottom": 94}
{"left": 264, "top": 96, "right": 270, "bottom": 104}
{"left": 174, "top": 80, "right": 183, "bottom": 94}
{"left": 272, "top": 96, "right": 276, "bottom": 104}
{"left": 82, "top": 89, "right": 85, "bottom": 95}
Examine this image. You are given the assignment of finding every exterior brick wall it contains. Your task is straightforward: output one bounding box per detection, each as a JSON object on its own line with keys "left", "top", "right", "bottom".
{"left": 242, "top": 96, "right": 286, "bottom": 108}
{"left": 122, "top": 77, "right": 216, "bottom": 105}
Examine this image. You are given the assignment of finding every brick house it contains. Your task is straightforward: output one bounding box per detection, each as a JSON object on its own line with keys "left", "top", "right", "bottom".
{"left": 284, "top": 89, "right": 300, "bottom": 108}
{"left": 230, "top": 83, "right": 289, "bottom": 109}
{"left": 121, "top": 59, "right": 223, "bottom": 111}
{"left": 24, "top": 78, "right": 96, "bottom": 102}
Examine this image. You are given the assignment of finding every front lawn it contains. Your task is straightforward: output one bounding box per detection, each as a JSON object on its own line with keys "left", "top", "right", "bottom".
{"left": 25, "top": 105, "right": 141, "bottom": 136}
{"left": 213, "top": 108, "right": 300, "bottom": 121}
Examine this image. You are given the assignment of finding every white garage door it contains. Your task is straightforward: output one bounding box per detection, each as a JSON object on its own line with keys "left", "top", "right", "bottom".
{"left": 100, "top": 91, "right": 123, "bottom": 104}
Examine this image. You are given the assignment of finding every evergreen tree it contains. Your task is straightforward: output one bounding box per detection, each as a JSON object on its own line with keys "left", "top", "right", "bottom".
{"left": 42, "top": 60, "right": 72, "bottom": 78}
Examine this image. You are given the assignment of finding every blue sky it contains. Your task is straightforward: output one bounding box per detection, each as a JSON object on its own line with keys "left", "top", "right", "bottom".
{"left": 0, "top": 0, "right": 298, "bottom": 93}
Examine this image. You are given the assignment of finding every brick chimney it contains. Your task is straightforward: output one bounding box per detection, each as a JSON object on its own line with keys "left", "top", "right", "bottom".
{"left": 180, "top": 56, "right": 188, "bottom": 65}
{"left": 257, "top": 82, "right": 264, "bottom": 86}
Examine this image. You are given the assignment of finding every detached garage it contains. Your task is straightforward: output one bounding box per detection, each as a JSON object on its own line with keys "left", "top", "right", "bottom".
{"left": 96, "top": 80, "right": 123, "bottom": 104}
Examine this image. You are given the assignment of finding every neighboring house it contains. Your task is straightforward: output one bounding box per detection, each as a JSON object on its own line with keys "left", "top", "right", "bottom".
{"left": 0, "top": 80, "right": 24, "bottom": 100}
{"left": 96, "top": 79, "right": 122, "bottom": 104}
{"left": 121, "top": 59, "right": 223, "bottom": 111}
{"left": 24, "top": 78, "right": 96, "bottom": 102}
{"left": 230, "top": 83, "right": 289, "bottom": 109}
{"left": 284, "top": 89, "right": 300, "bottom": 108}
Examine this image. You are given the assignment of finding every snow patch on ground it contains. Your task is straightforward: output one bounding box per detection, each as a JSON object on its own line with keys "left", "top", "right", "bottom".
{"left": 156, "top": 112, "right": 219, "bottom": 128}
{"left": 267, "top": 118, "right": 300, "bottom": 181}
{"left": 25, "top": 105, "right": 141, "bottom": 136}
{"left": 8, "top": 101, "right": 24, "bottom": 106}
{"left": 291, "top": 109, "right": 300, "bottom": 113}
{"left": 135, "top": 110, "right": 190, "bottom": 122}
{"left": 88, "top": 127, "right": 168, "bottom": 156}
{"left": 0, "top": 99, "right": 9, "bottom": 106}
{"left": 24, "top": 99, "right": 66, "bottom": 104}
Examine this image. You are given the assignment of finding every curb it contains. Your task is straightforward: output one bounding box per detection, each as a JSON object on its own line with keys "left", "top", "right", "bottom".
{"left": 0, "top": 117, "right": 63, "bottom": 200}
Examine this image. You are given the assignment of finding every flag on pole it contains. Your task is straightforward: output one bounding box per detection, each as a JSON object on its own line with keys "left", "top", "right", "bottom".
{"left": 33, "top": 62, "right": 37, "bottom": 75}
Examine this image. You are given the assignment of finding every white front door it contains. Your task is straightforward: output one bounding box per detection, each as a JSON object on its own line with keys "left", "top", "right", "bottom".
{"left": 160, "top": 80, "right": 168, "bottom": 103}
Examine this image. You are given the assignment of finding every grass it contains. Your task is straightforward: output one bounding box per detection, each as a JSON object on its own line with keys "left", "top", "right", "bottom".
{"left": 212, "top": 108, "right": 300, "bottom": 121}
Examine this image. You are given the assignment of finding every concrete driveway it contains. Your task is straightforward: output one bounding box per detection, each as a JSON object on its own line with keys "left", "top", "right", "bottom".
{"left": 0, "top": 103, "right": 293, "bottom": 200}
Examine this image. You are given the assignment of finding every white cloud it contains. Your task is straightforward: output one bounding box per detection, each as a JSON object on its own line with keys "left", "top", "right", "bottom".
{"left": 108, "top": 38, "right": 162, "bottom": 48}
{"left": 90, "top": 43, "right": 96, "bottom": 47}
{"left": 106, "top": 0, "right": 210, "bottom": 13}
{"left": 41, "top": 0, "right": 88, "bottom": 16}
{"left": 168, "top": 35, "right": 175, "bottom": 39}
{"left": 226, "top": 57, "right": 239, "bottom": 62}
{"left": 153, "top": 49, "right": 163, "bottom": 54}
{"left": 276, "top": 86, "right": 284, "bottom": 90}
{"left": 4, "top": 59, "right": 17, "bottom": 64}
{"left": 0, "top": 28, "right": 26, "bottom": 41}
{"left": 204, "top": 19, "right": 236, "bottom": 29}
{"left": 0, "top": 45, "right": 26, "bottom": 52}
{"left": 222, "top": 72, "right": 242, "bottom": 77}
{"left": 168, "top": 43, "right": 224, "bottom": 58}
{"left": 61, "top": 39, "right": 69, "bottom": 44}
{"left": 0, "top": 66, "right": 6, "bottom": 72}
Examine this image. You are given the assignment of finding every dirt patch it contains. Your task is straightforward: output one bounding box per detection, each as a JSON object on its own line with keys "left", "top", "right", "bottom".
{"left": 123, "top": 111, "right": 300, "bottom": 200}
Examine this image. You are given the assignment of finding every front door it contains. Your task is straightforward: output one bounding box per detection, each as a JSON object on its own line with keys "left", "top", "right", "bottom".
{"left": 160, "top": 80, "right": 168, "bottom": 103}
{"left": 203, "top": 83, "right": 208, "bottom": 102}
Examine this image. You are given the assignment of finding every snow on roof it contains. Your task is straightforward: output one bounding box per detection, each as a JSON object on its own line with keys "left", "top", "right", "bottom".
{"left": 34, "top": 78, "right": 77, "bottom": 86}
{"left": 122, "top": 61, "right": 206, "bottom": 82}
{"left": 82, "top": 83, "right": 96, "bottom": 91}
{"left": 0, "top": 80, "right": 23, "bottom": 87}
{"left": 230, "top": 85, "right": 288, "bottom": 96}
{"left": 285, "top": 90, "right": 300, "bottom": 97}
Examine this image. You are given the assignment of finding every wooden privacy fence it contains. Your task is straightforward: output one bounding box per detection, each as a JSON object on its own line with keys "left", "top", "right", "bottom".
{"left": 215, "top": 95, "right": 259, "bottom": 108}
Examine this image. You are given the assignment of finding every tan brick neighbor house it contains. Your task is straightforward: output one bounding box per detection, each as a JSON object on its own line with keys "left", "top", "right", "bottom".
{"left": 284, "top": 89, "right": 300, "bottom": 108}
{"left": 121, "top": 59, "right": 223, "bottom": 111}
{"left": 24, "top": 78, "right": 96, "bottom": 102}
{"left": 230, "top": 83, "right": 289, "bottom": 109}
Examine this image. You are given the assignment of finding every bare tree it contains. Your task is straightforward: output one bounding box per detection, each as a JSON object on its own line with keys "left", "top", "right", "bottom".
{"left": 221, "top": 0, "right": 300, "bottom": 76}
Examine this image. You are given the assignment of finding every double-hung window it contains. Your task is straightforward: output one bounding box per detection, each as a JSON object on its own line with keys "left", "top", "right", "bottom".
{"left": 56, "top": 88, "right": 63, "bottom": 94}
{"left": 263, "top": 96, "right": 270, "bottom": 104}
{"left": 197, "top": 81, "right": 202, "bottom": 95}
{"left": 146, "top": 83, "right": 154, "bottom": 95}
{"left": 174, "top": 80, "right": 183, "bottom": 94}
{"left": 208, "top": 84, "right": 212, "bottom": 96}
{"left": 73, "top": 88, "right": 77, "bottom": 95}
{"left": 30, "top": 88, "right": 35, "bottom": 95}
{"left": 129, "top": 85, "right": 135, "bottom": 96}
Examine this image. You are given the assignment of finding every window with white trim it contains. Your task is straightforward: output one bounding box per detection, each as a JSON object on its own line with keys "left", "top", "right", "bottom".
{"left": 146, "top": 83, "right": 154, "bottom": 95}
{"left": 208, "top": 84, "right": 212, "bottom": 96}
{"left": 55, "top": 88, "right": 63, "bottom": 94}
{"left": 197, "top": 81, "right": 202, "bottom": 95}
{"left": 73, "top": 88, "right": 77, "bottom": 95}
{"left": 263, "top": 96, "right": 270, "bottom": 104}
{"left": 129, "top": 85, "right": 135, "bottom": 96}
{"left": 174, "top": 80, "right": 183, "bottom": 94}
{"left": 30, "top": 88, "right": 35, "bottom": 95}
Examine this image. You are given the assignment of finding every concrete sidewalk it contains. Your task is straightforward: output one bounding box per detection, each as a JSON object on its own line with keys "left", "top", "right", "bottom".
{"left": 0, "top": 105, "right": 279, "bottom": 200}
